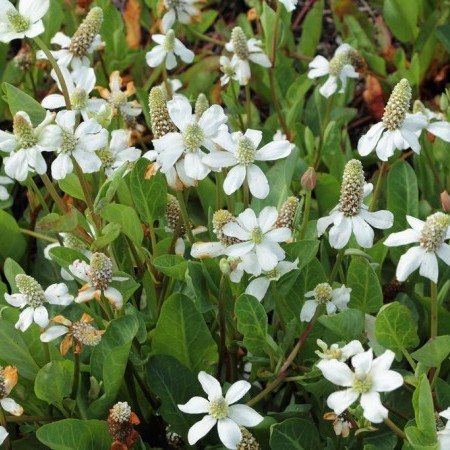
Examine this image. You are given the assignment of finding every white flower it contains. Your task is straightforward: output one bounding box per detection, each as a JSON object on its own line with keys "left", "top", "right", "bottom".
{"left": 317, "top": 159, "right": 393, "bottom": 249}
{"left": 153, "top": 94, "right": 227, "bottom": 181}
{"left": 42, "top": 65, "right": 105, "bottom": 120}
{"left": 4, "top": 274, "right": 73, "bottom": 332}
{"left": 203, "top": 129, "right": 293, "bottom": 199}
{"left": 97, "top": 71, "right": 142, "bottom": 118}
{"left": 413, "top": 100, "right": 450, "bottom": 143}
{"left": 225, "top": 26, "right": 271, "bottom": 86}
{"left": 219, "top": 55, "right": 240, "bottom": 86}
{"left": 317, "top": 349, "right": 403, "bottom": 423}
{"left": 308, "top": 44, "right": 359, "bottom": 98}
{"left": 222, "top": 207, "right": 292, "bottom": 275}
{"left": 98, "top": 129, "right": 141, "bottom": 177}
{"left": 273, "top": 129, "right": 286, "bottom": 141}
{"left": 69, "top": 253, "right": 127, "bottom": 309}
{"left": 315, "top": 339, "right": 364, "bottom": 362}
{"left": 161, "top": 0, "right": 200, "bottom": 33}
{"left": 300, "top": 283, "right": 351, "bottom": 322}
{"left": 0, "top": 111, "right": 54, "bottom": 182}
{"left": 0, "top": 0, "right": 48, "bottom": 42}
{"left": 40, "top": 110, "right": 108, "bottom": 180}
{"left": 384, "top": 213, "right": 450, "bottom": 283}
{"left": 0, "top": 175, "right": 13, "bottom": 201}
{"left": 438, "top": 407, "right": 450, "bottom": 450}
{"left": 279, "top": 0, "right": 298, "bottom": 12}
{"left": 146, "top": 30, "right": 194, "bottom": 70}
{"left": 358, "top": 79, "right": 428, "bottom": 160}
{"left": 178, "top": 371, "right": 263, "bottom": 449}
{"left": 245, "top": 259, "right": 298, "bottom": 301}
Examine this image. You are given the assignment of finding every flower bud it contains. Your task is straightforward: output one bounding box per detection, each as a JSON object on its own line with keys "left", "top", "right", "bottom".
{"left": 195, "top": 93, "right": 209, "bottom": 120}
{"left": 275, "top": 196, "right": 300, "bottom": 230}
{"left": 301, "top": 167, "right": 316, "bottom": 191}
{"left": 441, "top": 191, "right": 450, "bottom": 212}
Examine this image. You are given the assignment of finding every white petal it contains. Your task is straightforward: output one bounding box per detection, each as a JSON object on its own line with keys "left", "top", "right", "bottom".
{"left": 360, "top": 391, "right": 388, "bottom": 423}
{"left": 225, "top": 380, "right": 251, "bottom": 404}
{"left": 255, "top": 140, "right": 292, "bottom": 161}
{"left": 351, "top": 215, "right": 374, "bottom": 248}
{"left": 0, "top": 397, "right": 23, "bottom": 416}
{"left": 256, "top": 243, "right": 279, "bottom": 271}
{"left": 352, "top": 349, "right": 373, "bottom": 378}
{"left": 319, "top": 76, "right": 338, "bottom": 98}
{"left": 198, "top": 371, "right": 222, "bottom": 399}
{"left": 265, "top": 227, "right": 292, "bottom": 242}
{"left": 308, "top": 55, "right": 329, "bottom": 78}
{"left": 436, "top": 243, "right": 450, "bottom": 266}
{"left": 104, "top": 286, "right": 123, "bottom": 309}
{"left": 222, "top": 222, "right": 250, "bottom": 241}
{"left": 375, "top": 131, "right": 396, "bottom": 161}
{"left": 44, "top": 283, "right": 73, "bottom": 305}
{"left": 226, "top": 241, "right": 255, "bottom": 258}
{"left": 248, "top": 52, "right": 271, "bottom": 68}
{"left": 187, "top": 415, "right": 217, "bottom": 445}
{"left": 406, "top": 216, "right": 425, "bottom": 233}
{"left": 317, "top": 359, "right": 354, "bottom": 386}
{"left": 76, "top": 286, "right": 97, "bottom": 303}
{"left": 396, "top": 246, "right": 426, "bottom": 281}
{"left": 174, "top": 39, "right": 195, "bottom": 64}
{"left": 191, "top": 242, "right": 226, "bottom": 258}
{"left": 428, "top": 121, "right": 450, "bottom": 142}
{"left": 247, "top": 164, "right": 269, "bottom": 199}
{"left": 20, "top": 0, "right": 49, "bottom": 20}
{"left": 236, "top": 208, "right": 258, "bottom": 230}
{"left": 327, "top": 389, "right": 359, "bottom": 415}
{"left": 4, "top": 293, "right": 27, "bottom": 308}
{"left": 16, "top": 307, "right": 34, "bottom": 331}
{"left": 198, "top": 105, "right": 227, "bottom": 138}
{"left": 400, "top": 129, "right": 421, "bottom": 153}
{"left": 217, "top": 417, "right": 242, "bottom": 449}
{"left": 40, "top": 325, "right": 69, "bottom": 342}
{"left": 203, "top": 151, "right": 237, "bottom": 169}
{"left": 177, "top": 396, "right": 210, "bottom": 414}
{"left": 234, "top": 59, "right": 251, "bottom": 85}
{"left": 244, "top": 129, "right": 263, "bottom": 148}
{"left": 223, "top": 165, "right": 246, "bottom": 195}
{"left": 419, "top": 251, "right": 439, "bottom": 283}
{"left": 33, "top": 305, "right": 49, "bottom": 328}
{"left": 384, "top": 229, "right": 420, "bottom": 247}
{"left": 329, "top": 216, "right": 352, "bottom": 249}
{"left": 245, "top": 277, "right": 270, "bottom": 301}
{"left": 359, "top": 209, "right": 393, "bottom": 230}
{"left": 227, "top": 404, "right": 263, "bottom": 426}
{"left": 317, "top": 213, "right": 336, "bottom": 236}
{"left": 0, "top": 426, "right": 8, "bottom": 445}
{"left": 167, "top": 95, "right": 193, "bottom": 131}
{"left": 300, "top": 300, "right": 318, "bottom": 322}
{"left": 341, "top": 341, "right": 365, "bottom": 360}
{"left": 42, "top": 94, "right": 66, "bottom": 110}
{"left": 357, "top": 122, "right": 385, "bottom": 157}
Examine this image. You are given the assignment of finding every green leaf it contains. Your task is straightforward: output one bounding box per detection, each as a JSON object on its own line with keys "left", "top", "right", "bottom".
{"left": 321, "top": 121, "right": 345, "bottom": 179}
{"left": 91, "top": 222, "right": 122, "bottom": 251}
{"left": 383, "top": 0, "right": 419, "bottom": 43}
{"left": 297, "top": 0, "right": 324, "bottom": 58}
{"left": 270, "top": 418, "right": 320, "bottom": 450}
{"left": 285, "top": 240, "right": 320, "bottom": 269}
{"left": 58, "top": 173, "right": 84, "bottom": 200}
{"left": 347, "top": 257, "right": 383, "bottom": 313}
{"left": 153, "top": 254, "right": 188, "bottom": 280}
{"left": 411, "top": 336, "right": 450, "bottom": 368}
{"left": 0, "top": 318, "right": 40, "bottom": 380}
{"left": 405, "top": 376, "right": 437, "bottom": 449}
{"left": 36, "top": 208, "right": 78, "bottom": 233}
{"left": 152, "top": 293, "right": 218, "bottom": 372}
{"left": 145, "top": 355, "right": 203, "bottom": 436}
{"left": 34, "top": 360, "right": 74, "bottom": 405}
{"left": 93, "top": 162, "right": 128, "bottom": 213}
{"left": 36, "top": 419, "right": 112, "bottom": 450}
{"left": 318, "top": 309, "right": 365, "bottom": 341}
{"left": 315, "top": 173, "right": 340, "bottom": 215}
{"left": 436, "top": 25, "right": 450, "bottom": 53}
{"left": 130, "top": 159, "right": 167, "bottom": 225}
{"left": 2, "top": 82, "right": 46, "bottom": 125}
{"left": 48, "top": 247, "right": 88, "bottom": 280}
{"left": 100, "top": 203, "right": 143, "bottom": 245}
{"left": 0, "top": 210, "right": 27, "bottom": 264}
{"left": 374, "top": 302, "right": 419, "bottom": 357}
{"left": 88, "top": 315, "right": 139, "bottom": 418}
{"left": 2, "top": 257, "right": 25, "bottom": 290}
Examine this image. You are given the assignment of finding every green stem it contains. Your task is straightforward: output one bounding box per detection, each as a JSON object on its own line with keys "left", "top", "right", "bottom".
{"left": 329, "top": 248, "right": 345, "bottom": 283}
{"left": 242, "top": 178, "right": 250, "bottom": 209}
{"left": 215, "top": 171, "right": 224, "bottom": 210}
{"left": 28, "top": 176, "right": 49, "bottom": 213}
{"left": 401, "top": 348, "right": 417, "bottom": 371}
{"left": 217, "top": 275, "right": 228, "bottom": 379}
{"left": 175, "top": 190, "right": 194, "bottom": 244}
{"left": 246, "top": 306, "right": 322, "bottom": 407}
{"left": 313, "top": 96, "right": 333, "bottom": 169}
{"left": 369, "top": 162, "right": 387, "bottom": 212}
{"left": 5, "top": 415, "right": 63, "bottom": 423}
{"left": 422, "top": 138, "right": 444, "bottom": 193}
{"left": 34, "top": 36, "right": 71, "bottom": 110}
{"left": 299, "top": 191, "right": 312, "bottom": 240}
{"left": 189, "top": 28, "right": 226, "bottom": 46}
{"left": 230, "top": 82, "right": 245, "bottom": 132}
{"left": 383, "top": 417, "right": 406, "bottom": 440}
{"left": 20, "top": 228, "right": 58, "bottom": 242}
{"left": 430, "top": 281, "right": 438, "bottom": 340}
{"left": 71, "top": 351, "right": 80, "bottom": 400}
{"left": 162, "top": 67, "right": 173, "bottom": 99}
{"left": 40, "top": 174, "right": 67, "bottom": 213}
{"left": 0, "top": 405, "right": 11, "bottom": 450}
{"left": 245, "top": 83, "right": 251, "bottom": 128}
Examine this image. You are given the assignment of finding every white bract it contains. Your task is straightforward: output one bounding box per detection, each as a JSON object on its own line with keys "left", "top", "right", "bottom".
{"left": 161, "top": 0, "right": 200, "bottom": 33}
{"left": 279, "top": 0, "right": 298, "bottom": 12}
{"left": 153, "top": 94, "right": 227, "bottom": 182}
{"left": 0, "top": 175, "right": 13, "bottom": 201}
{"left": 219, "top": 55, "right": 240, "bottom": 86}
{"left": 225, "top": 26, "right": 271, "bottom": 85}
{"left": 4, "top": 274, "right": 73, "bottom": 332}
{"left": 42, "top": 66, "right": 105, "bottom": 120}
{"left": 308, "top": 44, "right": 359, "bottom": 98}
{"left": 70, "top": 253, "right": 127, "bottom": 309}
{"left": 317, "top": 349, "right": 403, "bottom": 423}
{"left": 178, "top": 371, "right": 263, "bottom": 449}
{"left": 384, "top": 213, "right": 450, "bottom": 283}
{"left": 0, "top": 0, "right": 48, "bottom": 42}
{"left": 203, "top": 129, "right": 293, "bottom": 199}
{"left": 222, "top": 207, "right": 291, "bottom": 275}
{"left": 146, "top": 30, "right": 194, "bottom": 70}
{"left": 358, "top": 79, "right": 428, "bottom": 161}
{"left": 317, "top": 159, "right": 393, "bottom": 249}
{"left": 413, "top": 100, "right": 450, "bottom": 143}
{"left": 245, "top": 259, "right": 298, "bottom": 301}
{"left": 300, "top": 283, "right": 351, "bottom": 322}
{"left": 40, "top": 110, "right": 108, "bottom": 180}
{"left": 315, "top": 339, "right": 364, "bottom": 362}
{"left": 0, "top": 111, "right": 54, "bottom": 182}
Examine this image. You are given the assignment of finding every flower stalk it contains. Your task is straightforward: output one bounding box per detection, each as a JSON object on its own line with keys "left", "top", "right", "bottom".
{"left": 175, "top": 190, "right": 194, "bottom": 244}
{"left": 430, "top": 281, "right": 438, "bottom": 340}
